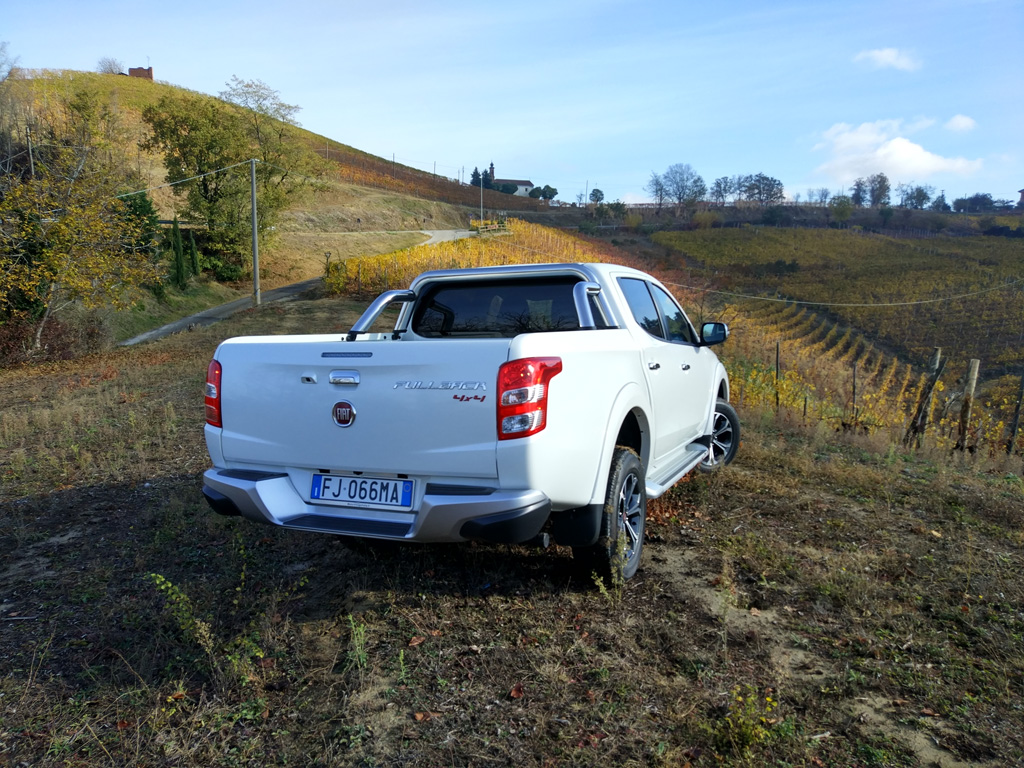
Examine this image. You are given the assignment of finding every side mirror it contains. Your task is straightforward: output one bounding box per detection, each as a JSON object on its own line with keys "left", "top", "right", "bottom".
{"left": 701, "top": 322, "right": 729, "bottom": 346}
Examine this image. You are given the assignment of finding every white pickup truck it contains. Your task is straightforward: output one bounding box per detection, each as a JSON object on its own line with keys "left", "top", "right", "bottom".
{"left": 202, "top": 262, "right": 738, "bottom": 579}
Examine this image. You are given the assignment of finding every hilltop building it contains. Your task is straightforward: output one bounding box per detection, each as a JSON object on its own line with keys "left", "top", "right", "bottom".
{"left": 493, "top": 178, "right": 535, "bottom": 197}
{"left": 1018, "top": 189, "right": 1024, "bottom": 207}
{"left": 489, "top": 164, "right": 534, "bottom": 196}
{"left": 128, "top": 66, "right": 153, "bottom": 80}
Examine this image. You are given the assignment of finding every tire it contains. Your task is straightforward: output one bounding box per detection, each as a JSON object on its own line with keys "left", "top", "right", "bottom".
{"left": 573, "top": 447, "right": 646, "bottom": 583}
{"left": 698, "top": 399, "right": 740, "bottom": 473}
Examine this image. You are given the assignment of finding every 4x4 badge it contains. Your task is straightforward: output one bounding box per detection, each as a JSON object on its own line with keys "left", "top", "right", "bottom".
{"left": 332, "top": 401, "right": 356, "bottom": 427}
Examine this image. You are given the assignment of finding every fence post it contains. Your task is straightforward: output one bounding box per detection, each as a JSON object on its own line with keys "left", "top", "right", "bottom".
{"left": 1008, "top": 375, "right": 1024, "bottom": 455}
{"left": 852, "top": 361, "right": 858, "bottom": 425}
{"left": 904, "top": 347, "right": 944, "bottom": 448}
{"left": 955, "top": 359, "right": 980, "bottom": 451}
{"left": 775, "top": 341, "right": 780, "bottom": 412}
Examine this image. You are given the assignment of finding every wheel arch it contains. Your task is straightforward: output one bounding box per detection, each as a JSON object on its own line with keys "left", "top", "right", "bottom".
{"left": 588, "top": 383, "right": 650, "bottom": 507}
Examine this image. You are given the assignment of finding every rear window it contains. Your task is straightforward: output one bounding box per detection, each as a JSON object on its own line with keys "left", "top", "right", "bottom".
{"left": 411, "top": 276, "right": 595, "bottom": 337}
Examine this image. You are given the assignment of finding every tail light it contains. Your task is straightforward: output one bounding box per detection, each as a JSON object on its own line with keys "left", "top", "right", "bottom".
{"left": 497, "top": 357, "right": 562, "bottom": 440}
{"left": 205, "top": 360, "right": 223, "bottom": 427}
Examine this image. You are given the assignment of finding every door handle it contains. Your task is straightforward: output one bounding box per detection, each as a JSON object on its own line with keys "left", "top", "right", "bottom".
{"left": 681, "top": 363, "right": 691, "bottom": 371}
{"left": 648, "top": 362, "right": 661, "bottom": 370}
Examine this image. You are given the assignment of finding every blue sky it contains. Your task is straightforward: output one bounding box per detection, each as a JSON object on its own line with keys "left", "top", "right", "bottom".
{"left": 3, "top": 0, "right": 1022, "bottom": 205}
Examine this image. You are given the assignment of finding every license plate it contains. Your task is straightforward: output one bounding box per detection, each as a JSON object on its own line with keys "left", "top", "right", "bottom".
{"left": 310, "top": 474, "right": 414, "bottom": 510}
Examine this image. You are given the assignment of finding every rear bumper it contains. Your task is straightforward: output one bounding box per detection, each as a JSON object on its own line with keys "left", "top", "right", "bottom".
{"left": 202, "top": 468, "right": 550, "bottom": 545}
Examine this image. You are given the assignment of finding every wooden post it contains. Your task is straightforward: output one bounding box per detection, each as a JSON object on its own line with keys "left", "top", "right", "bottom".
{"left": 955, "top": 359, "right": 980, "bottom": 451}
{"left": 1008, "top": 375, "right": 1024, "bottom": 455}
{"left": 775, "top": 341, "right": 780, "bottom": 412}
{"left": 904, "top": 348, "right": 944, "bottom": 448}
{"left": 852, "top": 361, "right": 858, "bottom": 425}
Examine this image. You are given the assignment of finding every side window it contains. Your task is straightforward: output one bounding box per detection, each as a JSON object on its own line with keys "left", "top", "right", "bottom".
{"left": 618, "top": 278, "right": 664, "bottom": 339}
{"left": 650, "top": 284, "right": 697, "bottom": 344}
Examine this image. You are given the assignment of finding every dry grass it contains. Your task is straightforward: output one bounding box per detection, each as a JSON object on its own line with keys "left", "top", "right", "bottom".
{"left": 1, "top": 296, "right": 1023, "bottom": 767}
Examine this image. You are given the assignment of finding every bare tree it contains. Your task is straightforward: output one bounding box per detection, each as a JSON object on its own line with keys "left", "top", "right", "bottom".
{"left": 663, "top": 163, "right": 706, "bottom": 214}
{"left": 644, "top": 171, "right": 667, "bottom": 211}
{"left": 711, "top": 176, "right": 733, "bottom": 206}
{"left": 730, "top": 174, "right": 750, "bottom": 203}
{"left": 742, "top": 173, "right": 785, "bottom": 206}
{"left": 1, "top": 42, "right": 17, "bottom": 82}
{"left": 97, "top": 56, "right": 124, "bottom": 75}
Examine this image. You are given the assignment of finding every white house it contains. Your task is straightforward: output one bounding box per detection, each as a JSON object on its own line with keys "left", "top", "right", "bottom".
{"left": 493, "top": 178, "right": 535, "bottom": 197}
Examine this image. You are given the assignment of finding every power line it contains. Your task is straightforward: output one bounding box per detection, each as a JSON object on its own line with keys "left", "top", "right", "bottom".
{"left": 661, "top": 277, "right": 1024, "bottom": 309}
{"left": 115, "top": 159, "right": 254, "bottom": 198}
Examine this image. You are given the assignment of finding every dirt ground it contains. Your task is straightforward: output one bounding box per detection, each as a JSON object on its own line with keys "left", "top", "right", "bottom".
{"left": 1, "top": 297, "right": 1023, "bottom": 767}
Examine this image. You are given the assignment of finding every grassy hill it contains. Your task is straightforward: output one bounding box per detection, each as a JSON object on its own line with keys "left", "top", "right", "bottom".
{"left": 6, "top": 70, "right": 496, "bottom": 343}
{"left": 653, "top": 227, "right": 1024, "bottom": 374}
{"left": 1, "top": 244, "right": 1021, "bottom": 765}
{"left": 12, "top": 69, "right": 545, "bottom": 217}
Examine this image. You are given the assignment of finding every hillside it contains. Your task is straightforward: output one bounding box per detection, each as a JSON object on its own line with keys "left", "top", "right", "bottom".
{"left": 11, "top": 69, "right": 545, "bottom": 219}
{"left": 653, "top": 227, "right": 1024, "bottom": 375}
{"left": 1, "top": 225, "right": 1022, "bottom": 765}
{"left": 2, "top": 69, "right": 501, "bottom": 346}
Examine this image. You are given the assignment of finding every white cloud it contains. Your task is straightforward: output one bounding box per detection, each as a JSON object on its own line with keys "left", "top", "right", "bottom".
{"left": 853, "top": 48, "right": 921, "bottom": 72}
{"left": 945, "top": 114, "right": 977, "bottom": 132}
{"left": 815, "top": 120, "right": 983, "bottom": 182}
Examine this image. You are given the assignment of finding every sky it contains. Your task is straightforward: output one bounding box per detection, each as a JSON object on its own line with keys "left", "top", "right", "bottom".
{"left": 3, "top": 0, "right": 1022, "bottom": 205}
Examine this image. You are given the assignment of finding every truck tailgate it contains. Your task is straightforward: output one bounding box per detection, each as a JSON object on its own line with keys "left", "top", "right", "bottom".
{"left": 214, "top": 335, "right": 511, "bottom": 479}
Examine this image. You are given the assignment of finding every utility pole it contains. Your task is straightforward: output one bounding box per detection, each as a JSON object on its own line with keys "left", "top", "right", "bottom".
{"left": 250, "top": 158, "right": 260, "bottom": 307}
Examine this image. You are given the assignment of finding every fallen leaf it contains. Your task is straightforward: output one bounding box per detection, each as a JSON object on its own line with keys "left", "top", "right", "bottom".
{"left": 930, "top": 530, "right": 943, "bottom": 538}
{"left": 921, "top": 708, "right": 940, "bottom": 717}
{"left": 116, "top": 720, "right": 134, "bottom": 731}
{"left": 892, "top": 699, "right": 911, "bottom": 706}
{"left": 169, "top": 691, "right": 185, "bottom": 700}
{"left": 413, "top": 711, "right": 441, "bottom": 722}
{"left": 408, "top": 636, "right": 426, "bottom": 647}
{"left": 428, "top": 629, "right": 442, "bottom": 637}
{"left": 510, "top": 682, "right": 525, "bottom": 699}
{"left": 257, "top": 658, "right": 275, "bottom": 669}
{"left": 749, "top": 607, "right": 761, "bottom": 616}
{"left": 468, "top": 644, "right": 482, "bottom": 654}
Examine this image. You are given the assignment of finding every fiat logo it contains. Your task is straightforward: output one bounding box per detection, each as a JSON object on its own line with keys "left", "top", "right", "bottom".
{"left": 332, "top": 401, "right": 356, "bottom": 427}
